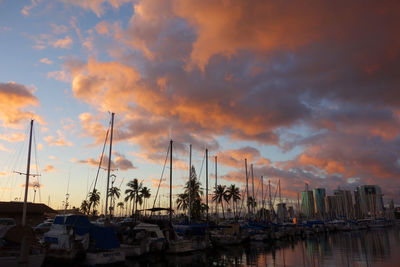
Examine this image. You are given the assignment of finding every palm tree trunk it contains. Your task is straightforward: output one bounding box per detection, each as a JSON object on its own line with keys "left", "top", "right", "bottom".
{"left": 135, "top": 196, "right": 138, "bottom": 221}
{"left": 221, "top": 200, "right": 225, "bottom": 219}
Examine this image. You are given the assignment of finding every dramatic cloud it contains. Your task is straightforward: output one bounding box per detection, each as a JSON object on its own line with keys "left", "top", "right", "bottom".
{"left": 0, "top": 82, "right": 42, "bottom": 127}
{"left": 217, "top": 147, "right": 261, "bottom": 169}
{"left": 61, "top": 0, "right": 400, "bottom": 202}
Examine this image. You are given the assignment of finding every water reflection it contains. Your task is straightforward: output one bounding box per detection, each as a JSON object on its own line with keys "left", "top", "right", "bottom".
{"left": 125, "top": 227, "right": 400, "bottom": 267}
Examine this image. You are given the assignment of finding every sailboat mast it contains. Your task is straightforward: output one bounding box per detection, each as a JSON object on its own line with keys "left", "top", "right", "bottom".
{"left": 215, "top": 156, "right": 217, "bottom": 216}
{"left": 251, "top": 164, "right": 255, "bottom": 215}
{"left": 245, "top": 158, "right": 250, "bottom": 218}
{"left": 188, "top": 144, "right": 192, "bottom": 223}
{"left": 22, "top": 119, "right": 33, "bottom": 226}
{"left": 169, "top": 140, "right": 173, "bottom": 223}
{"left": 268, "top": 179, "right": 272, "bottom": 212}
{"left": 261, "top": 175, "right": 264, "bottom": 220}
{"left": 206, "top": 148, "right": 208, "bottom": 223}
{"left": 279, "top": 179, "right": 282, "bottom": 204}
{"left": 105, "top": 112, "right": 114, "bottom": 218}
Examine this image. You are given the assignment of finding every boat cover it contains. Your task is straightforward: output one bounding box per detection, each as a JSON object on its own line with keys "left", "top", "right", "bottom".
{"left": 90, "top": 225, "right": 120, "bottom": 250}
{"left": 53, "top": 215, "right": 92, "bottom": 236}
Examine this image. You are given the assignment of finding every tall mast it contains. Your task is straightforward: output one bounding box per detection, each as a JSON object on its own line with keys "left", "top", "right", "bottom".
{"left": 169, "top": 140, "right": 173, "bottom": 223}
{"left": 188, "top": 144, "right": 192, "bottom": 223}
{"left": 245, "top": 159, "right": 250, "bottom": 218}
{"left": 105, "top": 112, "right": 114, "bottom": 218}
{"left": 215, "top": 156, "right": 217, "bottom": 216}
{"left": 251, "top": 164, "right": 255, "bottom": 215}
{"left": 206, "top": 149, "right": 208, "bottom": 223}
{"left": 22, "top": 119, "right": 33, "bottom": 226}
{"left": 268, "top": 179, "right": 272, "bottom": 213}
{"left": 261, "top": 175, "right": 264, "bottom": 221}
{"left": 279, "top": 179, "right": 282, "bottom": 204}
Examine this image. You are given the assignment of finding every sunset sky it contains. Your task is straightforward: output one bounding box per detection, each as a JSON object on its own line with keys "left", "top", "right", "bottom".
{"left": 0, "top": 0, "right": 399, "bottom": 211}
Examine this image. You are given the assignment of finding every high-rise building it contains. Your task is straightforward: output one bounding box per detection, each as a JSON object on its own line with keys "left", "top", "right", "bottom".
{"left": 333, "top": 189, "right": 354, "bottom": 219}
{"left": 301, "top": 185, "right": 315, "bottom": 218}
{"left": 325, "top": 195, "right": 339, "bottom": 219}
{"left": 313, "top": 188, "right": 326, "bottom": 218}
{"left": 354, "top": 185, "right": 384, "bottom": 217}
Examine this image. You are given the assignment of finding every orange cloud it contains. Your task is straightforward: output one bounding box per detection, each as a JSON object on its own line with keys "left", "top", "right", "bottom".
{"left": 0, "top": 82, "right": 42, "bottom": 128}
{"left": 70, "top": 59, "right": 140, "bottom": 113}
{"left": 57, "top": 0, "right": 400, "bottom": 203}
{"left": 43, "top": 165, "right": 55, "bottom": 172}
{"left": 50, "top": 23, "right": 69, "bottom": 35}
{"left": 22, "top": 0, "right": 42, "bottom": 16}
{"left": 95, "top": 21, "right": 111, "bottom": 35}
{"left": 0, "top": 133, "right": 25, "bottom": 142}
{"left": 217, "top": 147, "right": 260, "bottom": 168}
{"left": 52, "top": 36, "right": 73, "bottom": 49}
{"left": 62, "top": 0, "right": 131, "bottom": 17}
{"left": 40, "top": 58, "right": 53, "bottom": 65}
{"left": 151, "top": 178, "right": 182, "bottom": 189}
{"left": 78, "top": 153, "right": 135, "bottom": 171}
{"left": 44, "top": 130, "right": 73, "bottom": 146}
{"left": 47, "top": 70, "right": 70, "bottom": 82}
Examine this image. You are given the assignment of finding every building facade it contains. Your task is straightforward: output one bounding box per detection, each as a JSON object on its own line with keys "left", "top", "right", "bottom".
{"left": 301, "top": 190, "right": 315, "bottom": 218}
{"left": 313, "top": 188, "right": 326, "bottom": 218}
{"left": 333, "top": 189, "right": 354, "bottom": 219}
{"left": 354, "top": 185, "right": 384, "bottom": 217}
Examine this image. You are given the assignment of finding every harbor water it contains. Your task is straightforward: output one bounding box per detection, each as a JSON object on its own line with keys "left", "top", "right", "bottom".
{"left": 125, "top": 226, "right": 400, "bottom": 267}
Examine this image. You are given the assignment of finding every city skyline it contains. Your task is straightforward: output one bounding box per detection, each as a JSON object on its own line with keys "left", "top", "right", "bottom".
{"left": 1, "top": 1, "right": 400, "bottom": 210}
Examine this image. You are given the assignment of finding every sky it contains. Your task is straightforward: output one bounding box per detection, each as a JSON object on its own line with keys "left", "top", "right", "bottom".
{"left": 0, "top": 0, "right": 400, "bottom": 212}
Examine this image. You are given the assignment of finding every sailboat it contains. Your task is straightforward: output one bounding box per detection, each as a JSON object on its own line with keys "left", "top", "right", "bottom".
{"left": 43, "top": 113, "right": 125, "bottom": 265}
{"left": 155, "top": 141, "right": 209, "bottom": 253}
{"left": 0, "top": 120, "right": 45, "bottom": 267}
{"left": 84, "top": 112, "right": 125, "bottom": 265}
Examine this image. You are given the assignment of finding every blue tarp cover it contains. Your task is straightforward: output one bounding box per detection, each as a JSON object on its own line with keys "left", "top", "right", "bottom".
{"left": 53, "top": 215, "right": 92, "bottom": 236}
{"left": 53, "top": 215, "right": 120, "bottom": 249}
{"left": 90, "top": 225, "right": 120, "bottom": 250}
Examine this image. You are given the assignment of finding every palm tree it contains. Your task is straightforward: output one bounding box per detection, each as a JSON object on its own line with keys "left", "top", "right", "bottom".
{"left": 247, "top": 196, "right": 257, "bottom": 217}
{"left": 125, "top": 178, "right": 142, "bottom": 217}
{"left": 212, "top": 185, "right": 229, "bottom": 219}
{"left": 80, "top": 200, "right": 89, "bottom": 215}
{"left": 108, "top": 186, "right": 121, "bottom": 216}
{"left": 176, "top": 193, "right": 188, "bottom": 211}
{"left": 187, "top": 166, "right": 204, "bottom": 220}
{"left": 117, "top": 202, "right": 124, "bottom": 217}
{"left": 140, "top": 187, "right": 151, "bottom": 216}
{"left": 88, "top": 189, "right": 100, "bottom": 216}
{"left": 226, "top": 184, "right": 241, "bottom": 217}
{"left": 175, "top": 166, "right": 205, "bottom": 220}
{"left": 124, "top": 191, "right": 134, "bottom": 216}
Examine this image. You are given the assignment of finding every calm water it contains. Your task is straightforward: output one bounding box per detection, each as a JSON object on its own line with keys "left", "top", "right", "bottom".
{"left": 125, "top": 227, "right": 400, "bottom": 267}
